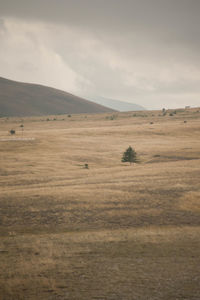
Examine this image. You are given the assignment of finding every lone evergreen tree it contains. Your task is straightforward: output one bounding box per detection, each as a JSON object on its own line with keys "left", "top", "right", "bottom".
{"left": 121, "top": 146, "right": 138, "bottom": 165}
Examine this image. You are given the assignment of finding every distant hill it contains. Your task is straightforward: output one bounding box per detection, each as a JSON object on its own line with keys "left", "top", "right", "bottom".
{"left": 89, "top": 96, "right": 146, "bottom": 112}
{"left": 0, "top": 77, "right": 115, "bottom": 117}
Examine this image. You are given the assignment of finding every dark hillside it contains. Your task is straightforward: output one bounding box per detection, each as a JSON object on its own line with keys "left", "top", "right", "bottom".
{"left": 0, "top": 77, "right": 115, "bottom": 117}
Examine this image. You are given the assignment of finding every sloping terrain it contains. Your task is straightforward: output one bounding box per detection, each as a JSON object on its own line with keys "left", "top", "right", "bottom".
{"left": 0, "top": 108, "right": 200, "bottom": 299}
{"left": 0, "top": 77, "right": 115, "bottom": 117}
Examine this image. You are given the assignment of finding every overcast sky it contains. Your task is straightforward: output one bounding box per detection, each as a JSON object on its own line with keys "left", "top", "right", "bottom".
{"left": 0, "top": 0, "right": 200, "bottom": 109}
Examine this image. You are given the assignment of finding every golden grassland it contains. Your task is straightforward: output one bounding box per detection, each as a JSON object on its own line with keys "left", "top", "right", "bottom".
{"left": 0, "top": 107, "right": 200, "bottom": 299}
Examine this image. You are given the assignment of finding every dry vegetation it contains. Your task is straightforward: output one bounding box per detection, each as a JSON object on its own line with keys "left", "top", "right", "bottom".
{"left": 0, "top": 107, "right": 200, "bottom": 299}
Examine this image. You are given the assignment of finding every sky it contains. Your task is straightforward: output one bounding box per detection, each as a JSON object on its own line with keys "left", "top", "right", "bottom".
{"left": 0, "top": 0, "right": 200, "bottom": 109}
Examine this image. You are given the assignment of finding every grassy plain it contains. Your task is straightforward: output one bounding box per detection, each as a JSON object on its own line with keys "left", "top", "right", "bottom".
{"left": 0, "top": 108, "right": 200, "bottom": 299}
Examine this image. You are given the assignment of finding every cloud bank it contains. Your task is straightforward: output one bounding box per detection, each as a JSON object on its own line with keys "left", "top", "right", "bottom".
{"left": 0, "top": 0, "right": 200, "bottom": 109}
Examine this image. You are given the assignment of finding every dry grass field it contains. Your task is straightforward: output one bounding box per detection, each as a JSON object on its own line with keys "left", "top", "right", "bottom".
{"left": 0, "top": 107, "right": 200, "bottom": 300}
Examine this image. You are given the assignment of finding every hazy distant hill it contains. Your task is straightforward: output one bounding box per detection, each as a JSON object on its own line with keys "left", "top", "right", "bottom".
{"left": 90, "top": 96, "right": 146, "bottom": 112}
{"left": 0, "top": 77, "right": 115, "bottom": 117}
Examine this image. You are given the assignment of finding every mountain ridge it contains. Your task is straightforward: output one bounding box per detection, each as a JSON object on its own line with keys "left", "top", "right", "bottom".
{"left": 89, "top": 96, "right": 146, "bottom": 112}
{"left": 0, "top": 77, "right": 115, "bottom": 117}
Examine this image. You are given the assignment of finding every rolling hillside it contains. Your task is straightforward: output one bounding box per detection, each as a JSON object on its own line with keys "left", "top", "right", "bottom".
{"left": 0, "top": 107, "right": 200, "bottom": 299}
{"left": 0, "top": 77, "right": 115, "bottom": 117}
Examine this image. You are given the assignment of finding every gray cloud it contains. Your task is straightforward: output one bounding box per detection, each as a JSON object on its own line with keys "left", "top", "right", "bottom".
{"left": 1, "top": 0, "right": 200, "bottom": 38}
{"left": 0, "top": 0, "right": 200, "bottom": 109}
{"left": 0, "top": 17, "right": 6, "bottom": 34}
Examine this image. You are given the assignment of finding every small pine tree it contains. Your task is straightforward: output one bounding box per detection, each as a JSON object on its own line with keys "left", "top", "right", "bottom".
{"left": 121, "top": 146, "right": 138, "bottom": 165}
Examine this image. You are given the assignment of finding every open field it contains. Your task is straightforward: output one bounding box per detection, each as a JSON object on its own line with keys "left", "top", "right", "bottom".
{"left": 0, "top": 107, "right": 200, "bottom": 299}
